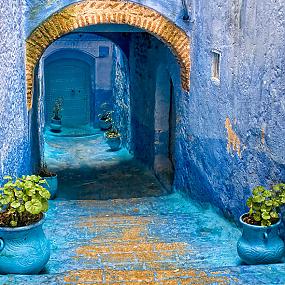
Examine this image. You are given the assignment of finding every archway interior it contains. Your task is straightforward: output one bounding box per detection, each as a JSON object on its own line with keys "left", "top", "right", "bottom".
{"left": 32, "top": 24, "right": 181, "bottom": 200}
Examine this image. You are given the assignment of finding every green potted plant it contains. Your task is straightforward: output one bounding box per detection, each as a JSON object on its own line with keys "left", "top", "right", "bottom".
{"left": 0, "top": 175, "right": 51, "bottom": 274}
{"left": 105, "top": 127, "right": 121, "bottom": 151}
{"left": 237, "top": 184, "right": 285, "bottom": 264}
{"left": 38, "top": 163, "right": 58, "bottom": 200}
{"left": 50, "top": 97, "right": 63, "bottom": 132}
{"left": 98, "top": 111, "right": 113, "bottom": 131}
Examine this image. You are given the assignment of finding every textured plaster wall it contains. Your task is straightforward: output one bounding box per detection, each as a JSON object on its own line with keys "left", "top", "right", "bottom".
{"left": 2, "top": 0, "right": 284, "bottom": 223}
{"left": 177, "top": 0, "right": 285, "bottom": 220}
{"left": 129, "top": 33, "right": 181, "bottom": 176}
{"left": 24, "top": 0, "right": 190, "bottom": 37}
{"left": 0, "top": 1, "right": 31, "bottom": 182}
{"left": 112, "top": 46, "right": 131, "bottom": 150}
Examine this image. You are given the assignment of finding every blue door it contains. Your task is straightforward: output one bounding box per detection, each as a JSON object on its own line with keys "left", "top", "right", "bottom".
{"left": 45, "top": 58, "right": 91, "bottom": 128}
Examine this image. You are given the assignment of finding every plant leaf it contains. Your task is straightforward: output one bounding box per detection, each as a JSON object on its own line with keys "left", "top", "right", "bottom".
{"left": 25, "top": 199, "right": 42, "bottom": 215}
{"left": 39, "top": 188, "right": 51, "bottom": 199}
{"left": 253, "top": 214, "right": 261, "bottom": 221}
{"left": 41, "top": 199, "right": 49, "bottom": 212}
{"left": 270, "top": 212, "right": 279, "bottom": 219}
{"left": 17, "top": 205, "right": 25, "bottom": 213}
{"left": 3, "top": 176, "right": 12, "bottom": 180}
{"left": 262, "top": 212, "right": 271, "bottom": 220}
{"left": 0, "top": 196, "right": 12, "bottom": 205}
{"left": 261, "top": 220, "right": 271, "bottom": 226}
{"left": 10, "top": 220, "right": 17, "bottom": 227}
{"left": 11, "top": 201, "right": 21, "bottom": 208}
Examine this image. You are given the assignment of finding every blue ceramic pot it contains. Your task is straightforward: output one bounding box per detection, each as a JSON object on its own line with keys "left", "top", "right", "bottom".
{"left": 50, "top": 119, "right": 62, "bottom": 132}
{"left": 99, "top": 119, "right": 112, "bottom": 130}
{"left": 0, "top": 216, "right": 50, "bottom": 274}
{"left": 107, "top": 137, "right": 121, "bottom": 151}
{"left": 43, "top": 175, "right": 58, "bottom": 200}
{"left": 237, "top": 214, "right": 285, "bottom": 264}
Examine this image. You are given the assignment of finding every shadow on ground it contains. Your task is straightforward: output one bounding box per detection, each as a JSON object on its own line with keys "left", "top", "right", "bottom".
{"left": 44, "top": 130, "right": 166, "bottom": 200}
{"left": 56, "top": 159, "right": 165, "bottom": 200}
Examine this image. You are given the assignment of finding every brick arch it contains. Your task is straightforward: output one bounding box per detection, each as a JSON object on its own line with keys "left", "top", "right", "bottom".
{"left": 26, "top": 0, "right": 191, "bottom": 110}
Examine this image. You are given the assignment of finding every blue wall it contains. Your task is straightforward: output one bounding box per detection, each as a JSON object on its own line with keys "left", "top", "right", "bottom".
{"left": 24, "top": 0, "right": 189, "bottom": 37}
{"left": 41, "top": 33, "right": 115, "bottom": 129}
{"left": 176, "top": 1, "right": 285, "bottom": 220}
{"left": 0, "top": 1, "right": 32, "bottom": 182}
{"left": 129, "top": 33, "right": 181, "bottom": 191}
{"left": 0, "top": 0, "right": 284, "bottom": 223}
{"left": 112, "top": 46, "right": 131, "bottom": 150}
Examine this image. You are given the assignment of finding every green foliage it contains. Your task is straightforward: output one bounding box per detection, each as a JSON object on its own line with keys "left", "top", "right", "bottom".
{"left": 52, "top": 97, "right": 63, "bottom": 120}
{"left": 247, "top": 183, "right": 285, "bottom": 226}
{"left": 105, "top": 128, "right": 121, "bottom": 139}
{"left": 38, "top": 162, "right": 55, "bottom": 178}
{"left": 98, "top": 111, "right": 113, "bottom": 122}
{"left": 0, "top": 175, "right": 50, "bottom": 227}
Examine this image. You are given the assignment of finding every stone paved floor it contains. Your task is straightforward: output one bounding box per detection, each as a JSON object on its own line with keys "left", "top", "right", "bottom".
{"left": 1, "top": 196, "right": 285, "bottom": 284}
{"left": 44, "top": 130, "right": 164, "bottom": 200}
{"left": 1, "top": 130, "right": 285, "bottom": 284}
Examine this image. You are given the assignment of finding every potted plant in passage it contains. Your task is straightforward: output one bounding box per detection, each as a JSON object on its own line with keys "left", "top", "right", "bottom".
{"left": 98, "top": 111, "right": 113, "bottom": 131}
{"left": 50, "top": 97, "right": 63, "bottom": 132}
{"left": 38, "top": 163, "right": 58, "bottom": 200}
{"left": 0, "top": 175, "right": 51, "bottom": 274}
{"left": 237, "top": 184, "right": 285, "bottom": 264}
{"left": 105, "top": 127, "right": 121, "bottom": 151}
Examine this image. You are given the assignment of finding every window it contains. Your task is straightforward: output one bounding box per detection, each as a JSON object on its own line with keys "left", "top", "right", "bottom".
{"left": 211, "top": 50, "right": 221, "bottom": 83}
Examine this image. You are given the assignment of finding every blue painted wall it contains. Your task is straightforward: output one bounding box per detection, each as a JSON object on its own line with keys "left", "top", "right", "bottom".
{"left": 177, "top": 1, "right": 285, "bottom": 220}
{"left": 0, "top": 0, "right": 284, "bottom": 224}
{"left": 41, "top": 33, "right": 114, "bottom": 129}
{"left": 24, "top": 0, "right": 189, "bottom": 37}
{"left": 112, "top": 46, "right": 131, "bottom": 150}
{"left": 129, "top": 33, "right": 181, "bottom": 192}
{"left": 0, "top": 1, "right": 32, "bottom": 183}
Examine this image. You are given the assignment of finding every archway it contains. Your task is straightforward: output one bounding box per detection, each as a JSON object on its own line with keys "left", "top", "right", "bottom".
{"left": 25, "top": 0, "right": 191, "bottom": 110}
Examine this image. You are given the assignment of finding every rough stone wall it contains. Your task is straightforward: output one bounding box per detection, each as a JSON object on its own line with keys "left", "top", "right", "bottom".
{"left": 112, "top": 46, "right": 131, "bottom": 150}
{"left": 0, "top": 1, "right": 31, "bottom": 182}
{"left": 176, "top": 0, "right": 285, "bottom": 220}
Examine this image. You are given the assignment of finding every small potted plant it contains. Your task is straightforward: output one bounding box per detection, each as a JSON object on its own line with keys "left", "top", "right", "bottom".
{"left": 237, "top": 184, "right": 285, "bottom": 264}
{"left": 38, "top": 163, "right": 58, "bottom": 199}
{"left": 98, "top": 111, "right": 113, "bottom": 131}
{"left": 105, "top": 127, "right": 121, "bottom": 151}
{"left": 0, "top": 175, "right": 51, "bottom": 274}
{"left": 50, "top": 97, "right": 63, "bottom": 132}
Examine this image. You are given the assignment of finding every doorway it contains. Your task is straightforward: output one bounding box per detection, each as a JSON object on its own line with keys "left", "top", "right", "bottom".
{"left": 45, "top": 58, "right": 91, "bottom": 128}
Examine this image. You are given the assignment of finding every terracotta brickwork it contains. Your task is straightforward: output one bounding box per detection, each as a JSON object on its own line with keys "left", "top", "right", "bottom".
{"left": 25, "top": 0, "right": 191, "bottom": 109}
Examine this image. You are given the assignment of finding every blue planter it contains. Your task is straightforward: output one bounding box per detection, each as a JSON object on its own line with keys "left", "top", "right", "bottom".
{"left": 0, "top": 216, "right": 50, "bottom": 274}
{"left": 106, "top": 136, "right": 121, "bottom": 151}
{"left": 99, "top": 119, "right": 112, "bottom": 130}
{"left": 237, "top": 214, "right": 285, "bottom": 264}
{"left": 43, "top": 175, "right": 58, "bottom": 200}
{"left": 50, "top": 119, "right": 62, "bottom": 132}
